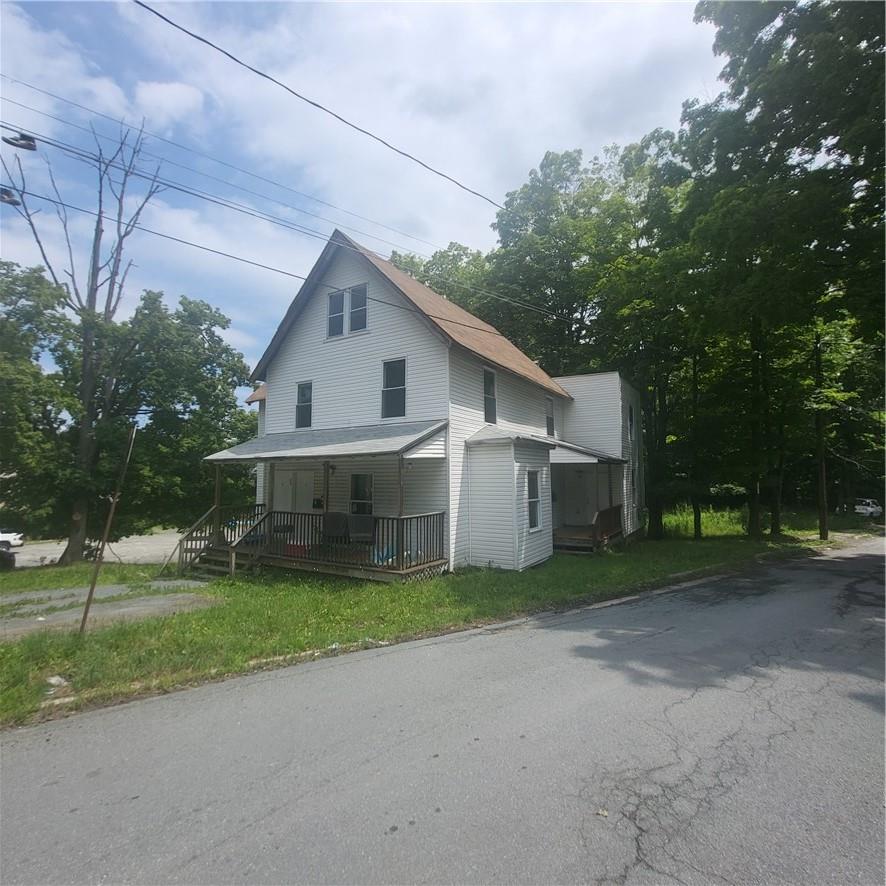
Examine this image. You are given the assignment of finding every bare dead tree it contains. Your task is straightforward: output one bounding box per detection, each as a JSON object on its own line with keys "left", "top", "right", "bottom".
{"left": 2, "top": 127, "right": 162, "bottom": 563}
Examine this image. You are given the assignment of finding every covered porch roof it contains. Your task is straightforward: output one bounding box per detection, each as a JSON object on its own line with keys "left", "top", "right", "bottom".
{"left": 205, "top": 419, "right": 447, "bottom": 463}
{"left": 539, "top": 437, "right": 625, "bottom": 465}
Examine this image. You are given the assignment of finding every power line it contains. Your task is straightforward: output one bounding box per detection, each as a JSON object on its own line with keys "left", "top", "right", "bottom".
{"left": 132, "top": 0, "right": 506, "bottom": 211}
{"left": 1, "top": 185, "right": 528, "bottom": 340}
{"left": 0, "top": 97, "right": 438, "bottom": 257}
{"left": 1, "top": 118, "right": 567, "bottom": 321}
{"left": 0, "top": 74, "right": 441, "bottom": 250}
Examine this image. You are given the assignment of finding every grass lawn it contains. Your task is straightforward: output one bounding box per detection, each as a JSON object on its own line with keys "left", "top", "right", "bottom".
{"left": 0, "top": 525, "right": 839, "bottom": 727}
{"left": 0, "top": 562, "right": 162, "bottom": 596}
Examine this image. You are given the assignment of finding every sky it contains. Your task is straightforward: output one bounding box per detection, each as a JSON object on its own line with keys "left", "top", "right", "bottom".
{"left": 0, "top": 1, "right": 726, "bottom": 375}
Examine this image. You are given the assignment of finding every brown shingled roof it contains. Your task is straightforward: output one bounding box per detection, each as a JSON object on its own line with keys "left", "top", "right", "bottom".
{"left": 251, "top": 230, "right": 570, "bottom": 399}
{"left": 338, "top": 233, "right": 570, "bottom": 398}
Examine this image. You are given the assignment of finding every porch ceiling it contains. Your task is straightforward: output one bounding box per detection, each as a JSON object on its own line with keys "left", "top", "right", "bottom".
{"left": 205, "top": 419, "right": 448, "bottom": 463}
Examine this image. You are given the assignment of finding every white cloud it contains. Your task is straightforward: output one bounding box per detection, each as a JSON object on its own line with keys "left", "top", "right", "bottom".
{"left": 1, "top": 0, "right": 725, "bottom": 367}
{"left": 134, "top": 81, "right": 204, "bottom": 130}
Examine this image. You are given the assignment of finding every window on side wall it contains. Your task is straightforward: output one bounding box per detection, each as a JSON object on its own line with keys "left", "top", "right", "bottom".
{"left": 545, "top": 397, "right": 555, "bottom": 436}
{"left": 382, "top": 358, "right": 406, "bottom": 418}
{"left": 327, "top": 290, "right": 345, "bottom": 337}
{"left": 483, "top": 368, "right": 497, "bottom": 424}
{"left": 296, "top": 381, "right": 312, "bottom": 428}
{"left": 349, "top": 284, "right": 367, "bottom": 332}
{"left": 527, "top": 470, "right": 540, "bottom": 530}
{"left": 350, "top": 473, "right": 373, "bottom": 515}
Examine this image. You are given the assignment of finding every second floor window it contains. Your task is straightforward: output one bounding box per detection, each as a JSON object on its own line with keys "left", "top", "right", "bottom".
{"left": 328, "top": 291, "right": 345, "bottom": 337}
{"left": 296, "top": 381, "right": 312, "bottom": 428}
{"left": 382, "top": 358, "right": 406, "bottom": 418}
{"left": 545, "top": 397, "right": 555, "bottom": 436}
{"left": 483, "top": 368, "right": 497, "bottom": 424}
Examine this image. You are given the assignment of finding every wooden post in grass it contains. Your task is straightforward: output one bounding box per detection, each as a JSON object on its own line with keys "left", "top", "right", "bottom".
{"left": 79, "top": 424, "right": 137, "bottom": 635}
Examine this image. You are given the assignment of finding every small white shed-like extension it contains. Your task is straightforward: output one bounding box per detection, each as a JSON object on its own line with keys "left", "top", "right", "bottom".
{"left": 466, "top": 428, "right": 554, "bottom": 570}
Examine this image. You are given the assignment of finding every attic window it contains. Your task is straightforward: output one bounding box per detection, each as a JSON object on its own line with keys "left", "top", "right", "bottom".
{"left": 349, "top": 284, "right": 367, "bottom": 332}
{"left": 328, "top": 290, "right": 345, "bottom": 337}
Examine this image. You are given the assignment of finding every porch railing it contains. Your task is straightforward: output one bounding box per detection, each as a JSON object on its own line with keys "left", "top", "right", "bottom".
{"left": 228, "top": 510, "right": 446, "bottom": 575}
{"left": 592, "top": 504, "right": 623, "bottom": 545}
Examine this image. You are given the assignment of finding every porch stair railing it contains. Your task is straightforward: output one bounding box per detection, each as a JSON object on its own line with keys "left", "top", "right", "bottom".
{"left": 591, "top": 504, "right": 623, "bottom": 546}
{"left": 170, "top": 503, "right": 265, "bottom": 575}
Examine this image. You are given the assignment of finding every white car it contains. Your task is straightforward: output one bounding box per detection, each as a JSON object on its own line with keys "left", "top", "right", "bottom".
{"left": 854, "top": 498, "right": 883, "bottom": 519}
{"left": 0, "top": 530, "right": 24, "bottom": 550}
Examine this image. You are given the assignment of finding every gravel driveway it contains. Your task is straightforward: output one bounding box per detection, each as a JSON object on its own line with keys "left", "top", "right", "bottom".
{"left": 14, "top": 529, "right": 182, "bottom": 568}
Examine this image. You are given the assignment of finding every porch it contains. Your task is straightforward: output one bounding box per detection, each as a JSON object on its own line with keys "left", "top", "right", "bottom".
{"left": 549, "top": 440, "right": 627, "bottom": 551}
{"left": 186, "top": 419, "right": 450, "bottom": 580}
{"left": 177, "top": 505, "right": 446, "bottom": 581}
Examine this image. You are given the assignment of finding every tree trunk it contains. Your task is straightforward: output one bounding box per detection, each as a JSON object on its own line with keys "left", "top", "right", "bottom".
{"left": 690, "top": 351, "right": 702, "bottom": 540}
{"left": 645, "top": 372, "right": 669, "bottom": 541}
{"left": 770, "top": 418, "right": 785, "bottom": 537}
{"left": 747, "top": 316, "right": 764, "bottom": 538}
{"left": 815, "top": 331, "right": 829, "bottom": 540}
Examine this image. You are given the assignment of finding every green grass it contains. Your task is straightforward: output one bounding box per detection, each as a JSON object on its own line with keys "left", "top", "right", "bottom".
{"left": 662, "top": 503, "right": 877, "bottom": 539}
{"left": 0, "top": 531, "right": 823, "bottom": 726}
{"left": 0, "top": 563, "right": 162, "bottom": 596}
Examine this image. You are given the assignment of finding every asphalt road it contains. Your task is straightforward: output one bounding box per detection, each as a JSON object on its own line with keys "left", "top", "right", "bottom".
{"left": 1, "top": 537, "right": 883, "bottom": 885}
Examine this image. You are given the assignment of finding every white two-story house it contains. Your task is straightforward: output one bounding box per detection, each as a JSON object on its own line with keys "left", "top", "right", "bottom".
{"left": 195, "top": 230, "right": 644, "bottom": 579}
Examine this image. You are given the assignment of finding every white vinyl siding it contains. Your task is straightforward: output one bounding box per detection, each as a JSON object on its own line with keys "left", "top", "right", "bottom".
{"left": 265, "top": 248, "right": 449, "bottom": 433}
{"left": 404, "top": 430, "right": 446, "bottom": 459}
{"left": 467, "top": 441, "right": 516, "bottom": 569}
{"left": 448, "top": 347, "right": 563, "bottom": 568}
{"left": 555, "top": 372, "right": 623, "bottom": 457}
{"left": 514, "top": 442, "right": 553, "bottom": 568}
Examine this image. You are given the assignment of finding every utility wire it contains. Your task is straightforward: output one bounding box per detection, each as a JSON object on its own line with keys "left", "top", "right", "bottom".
{"left": 132, "top": 0, "right": 506, "bottom": 210}
{"left": 0, "top": 73, "right": 441, "bottom": 250}
{"left": 0, "top": 98, "right": 437, "bottom": 257}
{"left": 1, "top": 118, "right": 567, "bottom": 321}
{"left": 1, "top": 185, "right": 530, "bottom": 340}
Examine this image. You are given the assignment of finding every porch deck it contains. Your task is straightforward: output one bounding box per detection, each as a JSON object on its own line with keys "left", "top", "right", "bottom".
{"left": 176, "top": 505, "right": 447, "bottom": 581}
{"left": 554, "top": 505, "right": 624, "bottom": 552}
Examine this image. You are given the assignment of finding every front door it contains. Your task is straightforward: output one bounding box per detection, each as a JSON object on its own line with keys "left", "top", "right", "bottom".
{"left": 294, "top": 470, "right": 315, "bottom": 513}
{"left": 273, "top": 469, "right": 316, "bottom": 513}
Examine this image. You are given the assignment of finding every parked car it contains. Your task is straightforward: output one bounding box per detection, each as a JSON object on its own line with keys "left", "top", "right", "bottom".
{"left": 0, "top": 530, "right": 24, "bottom": 551}
{"left": 853, "top": 498, "right": 883, "bottom": 519}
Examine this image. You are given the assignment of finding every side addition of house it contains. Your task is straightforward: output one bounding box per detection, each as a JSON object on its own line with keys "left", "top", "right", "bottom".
{"left": 195, "top": 229, "right": 644, "bottom": 580}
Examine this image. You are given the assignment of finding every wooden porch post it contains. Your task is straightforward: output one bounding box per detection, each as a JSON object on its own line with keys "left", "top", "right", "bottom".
{"left": 267, "top": 462, "right": 276, "bottom": 513}
{"left": 212, "top": 464, "right": 222, "bottom": 542}
{"left": 398, "top": 455, "right": 405, "bottom": 516}
{"left": 397, "top": 455, "right": 405, "bottom": 570}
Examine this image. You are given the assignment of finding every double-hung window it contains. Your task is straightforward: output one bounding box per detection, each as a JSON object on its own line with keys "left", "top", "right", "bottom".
{"left": 327, "top": 290, "right": 345, "bottom": 337}
{"left": 350, "top": 473, "right": 373, "bottom": 515}
{"left": 349, "top": 284, "right": 367, "bottom": 332}
{"left": 527, "top": 470, "right": 540, "bottom": 530}
{"left": 483, "top": 368, "right": 497, "bottom": 424}
{"left": 328, "top": 285, "right": 368, "bottom": 338}
{"left": 296, "top": 382, "right": 312, "bottom": 428}
{"left": 382, "top": 358, "right": 406, "bottom": 418}
{"left": 545, "top": 397, "right": 555, "bottom": 436}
